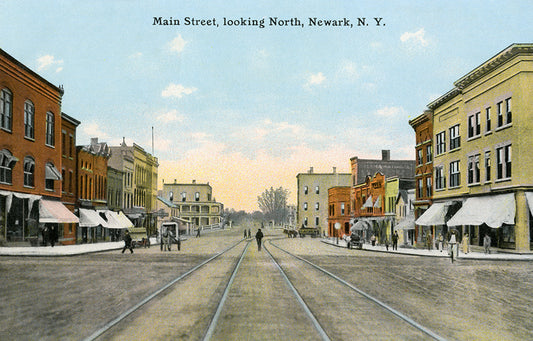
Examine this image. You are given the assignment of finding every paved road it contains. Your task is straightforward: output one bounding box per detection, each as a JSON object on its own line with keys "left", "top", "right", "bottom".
{"left": 1, "top": 226, "right": 532, "bottom": 340}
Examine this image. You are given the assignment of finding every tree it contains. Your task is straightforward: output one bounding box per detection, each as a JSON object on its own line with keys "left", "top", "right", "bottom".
{"left": 257, "top": 187, "right": 290, "bottom": 224}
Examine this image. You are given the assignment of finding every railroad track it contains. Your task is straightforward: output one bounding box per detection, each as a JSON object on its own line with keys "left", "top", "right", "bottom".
{"left": 86, "top": 235, "right": 447, "bottom": 340}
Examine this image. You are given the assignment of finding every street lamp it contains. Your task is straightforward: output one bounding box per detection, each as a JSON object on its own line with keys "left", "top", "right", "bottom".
{"left": 334, "top": 222, "right": 341, "bottom": 245}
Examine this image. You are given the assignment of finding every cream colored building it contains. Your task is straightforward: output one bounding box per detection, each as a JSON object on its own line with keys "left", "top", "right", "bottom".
{"left": 421, "top": 44, "right": 533, "bottom": 252}
{"left": 296, "top": 167, "right": 351, "bottom": 236}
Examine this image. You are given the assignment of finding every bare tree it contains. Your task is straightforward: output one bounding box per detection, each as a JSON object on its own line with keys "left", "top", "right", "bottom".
{"left": 257, "top": 187, "right": 289, "bottom": 224}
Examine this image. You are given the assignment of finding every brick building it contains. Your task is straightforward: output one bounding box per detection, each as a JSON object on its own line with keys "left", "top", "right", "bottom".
{"left": 327, "top": 186, "right": 351, "bottom": 238}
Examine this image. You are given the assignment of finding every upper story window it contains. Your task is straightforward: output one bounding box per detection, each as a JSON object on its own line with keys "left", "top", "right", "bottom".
{"left": 436, "top": 131, "right": 446, "bottom": 155}
{"left": 468, "top": 112, "right": 480, "bottom": 138}
{"left": 341, "top": 203, "right": 345, "bottom": 215}
{"left": 24, "top": 156, "right": 35, "bottom": 187}
{"left": 417, "top": 178, "right": 423, "bottom": 198}
{"left": 303, "top": 202, "right": 308, "bottom": 211}
{"left": 315, "top": 202, "right": 319, "bottom": 211}
{"left": 45, "top": 162, "right": 61, "bottom": 191}
{"left": 181, "top": 192, "right": 186, "bottom": 201}
{"left": 315, "top": 185, "right": 319, "bottom": 194}
{"left": 505, "top": 98, "right": 512, "bottom": 125}
{"left": 195, "top": 192, "right": 200, "bottom": 201}
{"left": 417, "top": 149, "right": 423, "bottom": 165}
{"left": 496, "top": 144, "right": 511, "bottom": 180}
{"left": 426, "top": 176, "right": 432, "bottom": 197}
{"left": 1, "top": 88, "right": 13, "bottom": 131}
{"left": 435, "top": 166, "right": 446, "bottom": 190}
{"left": 426, "top": 145, "right": 432, "bottom": 163}
{"left": 449, "top": 125, "right": 460, "bottom": 150}
{"left": 24, "top": 100, "right": 35, "bottom": 139}
{"left": 467, "top": 154, "right": 480, "bottom": 185}
{"left": 485, "top": 151, "right": 491, "bottom": 182}
{"left": 304, "top": 186, "right": 308, "bottom": 195}
{"left": 45, "top": 112, "right": 55, "bottom": 146}
{"left": 0, "top": 149, "right": 17, "bottom": 184}
{"left": 169, "top": 191, "right": 173, "bottom": 202}
{"left": 485, "top": 107, "right": 491, "bottom": 132}
{"left": 449, "top": 160, "right": 460, "bottom": 187}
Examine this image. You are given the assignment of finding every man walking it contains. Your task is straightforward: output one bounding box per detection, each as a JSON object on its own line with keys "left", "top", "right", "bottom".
{"left": 483, "top": 234, "right": 491, "bottom": 254}
{"left": 392, "top": 231, "right": 399, "bottom": 251}
{"left": 255, "top": 228, "right": 264, "bottom": 251}
{"left": 122, "top": 231, "right": 133, "bottom": 254}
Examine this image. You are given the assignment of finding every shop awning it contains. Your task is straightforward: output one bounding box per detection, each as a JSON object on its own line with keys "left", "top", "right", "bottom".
{"left": 351, "top": 220, "right": 371, "bottom": 231}
{"left": 79, "top": 208, "right": 108, "bottom": 228}
{"left": 415, "top": 202, "right": 449, "bottom": 226}
{"left": 45, "top": 163, "right": 62, "bottom": 180}
{"left": 525, "top": 192, "right": 533, "bottom": 217}
{"left": 362, "top": 195, "right": 373, "bottom": 209}
{"left": 373, "top": 195, "right": 382, "bottom": 208}
{"left": 394, "top": 215, "right": 415, "bottom": 231}
{"left": 116, "top": 211, "right": 134, "bottom": 228}
{"left": 39, "top": 199, "right": 79, "bottom": 224}
{"left": 102, "top": 210, "right": 127, "bottom": 229}
{"left": 447, "top": 193, "right": 515, "bottom": 228}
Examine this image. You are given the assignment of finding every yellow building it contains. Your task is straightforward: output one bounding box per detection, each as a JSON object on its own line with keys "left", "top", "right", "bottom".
{"left": 424, "top": 44, "right": 533, "bottom": 252}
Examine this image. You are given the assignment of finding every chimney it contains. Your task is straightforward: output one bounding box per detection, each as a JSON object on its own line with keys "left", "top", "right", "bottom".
{"left": 382, "top": 150, "right": 390, "bottom": 161}
{"left": 91, "top": 137, "right": 98, "bottom": 146}
{"left": 332, "top": 166, "right": 337, "bottom": 174}
{"left": 308, "top": 167, "right": 314, "bottom": 174}
{"left": 192, "top": 179, "right": 196, "bottom": 184}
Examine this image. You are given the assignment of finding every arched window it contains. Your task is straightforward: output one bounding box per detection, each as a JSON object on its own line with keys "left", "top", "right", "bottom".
{"left": 24, "top": 156, "right": 35, "bottom": 187}
{"left": 1, "top": 88, "right": 13, "bottom": 131}
{"left": 0, "top": 149, "right": 17, "bottom": 184}
{"left": 24, "top": 100, "right": 35, "bottom": 139}
{"left": 45, "top": 112, "right": 55, "bottom": 146}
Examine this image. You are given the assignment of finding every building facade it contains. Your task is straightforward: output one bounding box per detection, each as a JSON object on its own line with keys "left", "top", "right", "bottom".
{"left": 328, "top": 186, "right": 351, "bottom": 238}
{"left": 296, "top": 167, "right": 351, "bottom": 236}
{"left": 409, "top": 110, "right": 434, "bottom": 244}
{"left": 420, "top": 43, "right": 533, "bottom": 252}
{"left": 1, "top": 48, "right": 78, "bottom": 245}
{"left": 160, "top": 180, "right": 224, "bottom": 228}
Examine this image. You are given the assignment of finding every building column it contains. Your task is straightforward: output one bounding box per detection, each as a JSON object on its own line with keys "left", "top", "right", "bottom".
{"left": 515, "top": 190, "right": 530, "bottom": 252}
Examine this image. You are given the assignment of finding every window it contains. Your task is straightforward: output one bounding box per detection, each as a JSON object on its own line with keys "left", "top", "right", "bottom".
{"left": 468, "top": 112, "right": 480, "bottom": 138}
{"left": 426, "top": 145, "right": 432, "bottom": 163}
{"left": 315, "top": 217, "right": 319, "bottom": 226}
{"left": 496, "top": 145, "right": 512, "bottom": 180}
{"left": 62, "top": 131, "right": 66, "bottom": 156}
{"left": 315, "top": 202, "right": 319, "bottom": 211}
{"left": 449, "top": 161, "right": 460, "bottom": 187}
{"left": 169, "top": 191, "right": 173, "bottom": 202}
{"left": 304, "top": 186, "right": 308, "bottom": 195}
{"left": 468, "top": 154, "right": 480, "bottom": 184}
{"left": 505, "top": 98, "right": 512, "bottom": 125}
{"left": 449, "top": 125, "right": 460, "bottom": 150}
{"left": 485, "top": 151, "right": 491, "bottom": 182}
{"left": 426, "top": 176, "right": 432, "bottom": 197}
{"left": 1, "top": 89, "right": 13, "bottom": 131}
{"left": 435, "top": 166, "right": 446, "bottom": 190}
{"left": 195, "top": 192, "right": 200, "bottom": 201}
{"left": 417, "top": 149, "right": 423, "bottom": 165}
{"left": 417, "top": 179, "right": 423, "bottom": 198}
{"left": 315, "top": 186, "right": 319, "bottom": 194}
{"left": 0, "top": 149, "right": 16, "bottom": 184}
{"left": 341, "top": 203, "right": 345, "bottom": 215}
{"left": 303, "top": 202, "right": 308, "bottom": 211}
{"left": 45, "top": 162, "right": 61, "bottom": 191}
{"left": 62, "top": 169, "right": 66, "bottom": 193}
{"left": 181, "top": 192, "right": 186, "bottom": 201}
{"left": 69, "top": 170, "right": 73, "bottom": 193}
{"left": 486, "top": 107, "right": 491, "bottom": 132}
{"left": 45, "top": 112, "right": 55, "bottom": 146}
{"left": 497, "top": 101, "right": 503, "bottom": 127}
{"left": 436, "top": 131, "right": 446, "bottom": 155}
{"left": 304, "top": 217, "right": 308, "bottom": 226}
{"left": 24, "top": 101, "right": 35, "bottom": 139}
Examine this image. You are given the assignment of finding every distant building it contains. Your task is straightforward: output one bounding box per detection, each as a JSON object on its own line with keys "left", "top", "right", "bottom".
{"left": 350, "top": 150, "right": 415, "bottom": 187}
{"left": 296, "top": 167, "right": 351, "bottom": 236}
{"left": 328, "top": 186, "right": 351, "bottom": 237}
{"left": 160, "top": 180, "right": 224, "bottom": 228}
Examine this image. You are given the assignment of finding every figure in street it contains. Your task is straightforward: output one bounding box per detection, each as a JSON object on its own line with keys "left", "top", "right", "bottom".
{"left": 244, "top": 229, "right": 247, "bottom": 239}
{"left": 371, "top": 234, "right": 376, "bottom": 246}
{"left": 483, "top": 234, "right": 491, "bottom": 254}
{"left": 462, "top": 233, "right": 470, "bottom": 254}
{"left": 122, "top": 231, "right": 133, "bottom": 254}
{"left": 449, "top": 231, "right": 457, "bottom": 263}
{"left": 165, "top": 230, "right": 172, "bottom": 251}
{"left": 196, "top": 227, "right": 201, "bottom": 238}
{"left": 426, "top": 233, "right": 432, "bottom": 251}
{"left": 248, "top": 228, "right": 251, "bottom": 238}
{"left": 49, "top": 224, "right": 57, "bottom": 247}
{"left": 438, "top": 233, "right": 444, "bottom": 252}
{"left": 255, "top": 228, "right": 264, "bottom": 251}
{"left": 392, "top": 231, "right": 399, "bottom": 250}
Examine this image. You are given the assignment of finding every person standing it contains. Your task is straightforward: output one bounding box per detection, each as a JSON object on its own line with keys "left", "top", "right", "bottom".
{"left": 449, "top": 231, "right": 457, "bottom": 263}
{"left": 122, "top": 231, "right": 133, "bottom": 254}
{"left": 483, "top": 234, "right": 491, "bottom": 254}
{"left": 462, "top": 233, "right": 470, "bottom": 254}
{"left": 438, "top": 233, "right": 444, "bottom": 252}
{"left": 49, "top": 225, "right": 57, "bottom": 247}
{"left": 196, "top": 227, "right": 201, "bottom": 238}
{"left": 392, "top": 231, "right": 399, "bottom": 251}
{"left": 248, "top": 228, "right": 251, "bottom": 239}
{"left": 244, "top": 229, "right": 247, "bottom": 239}
{"left": 426, "top": 233, "right": 432, "bottom": 251}
{"left": 371, "top": 234, "right": 376, "bottom": 246}
{"left": 255, "top": 228, "right": 264, "bottom": 251}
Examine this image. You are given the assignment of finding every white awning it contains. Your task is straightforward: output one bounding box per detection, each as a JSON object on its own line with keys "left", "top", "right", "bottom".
{"left": 415, "top": 202, "right": 449, "bottom": 226}
{"left": 39, "top": 199, "right": 79, "bottom": 224}
{"left": 447, "top": 193, "right": 515, "bottom": 228}
{"left": 525, "top": 192, "right": 533, "bottom": 217}
{"left": 116, "top": 211, "right": 134, "bottom": 228}
{"left": 102, "top": 210, "right": 127, "bottom": 229}
{"left": 351, "top": 220, "right": 370, "bottom": 231}
{"left": 394, "top": 215, "right": 415, "bottom": 231}
{"left": 362, "top": 195, "right": 373, "bottom": 209}
{"left": 45, "top": 163, "right": 62, "bottom": 180}
{"left": 373, "top": 195, "right": 381, "bottom": 208}
{"left": 79, "top": 208, "right": 108, "bottom": 228}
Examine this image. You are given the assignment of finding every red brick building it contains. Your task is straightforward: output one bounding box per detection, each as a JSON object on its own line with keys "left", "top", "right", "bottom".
{"left": 60, "top": 112, "right": 80, "bottom": 244}
{"left": 1, "top": 48, "right": 78, "bottom": 245}
{"left": 352, "top": 172, "right": 386, "bottom": 242}
{"left": 328, "top": 186, "right": 351, "bottom": 238}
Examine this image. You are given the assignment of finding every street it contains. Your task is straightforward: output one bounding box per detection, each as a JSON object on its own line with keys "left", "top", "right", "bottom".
{"left": 1, "top": 226, "right": 533, "bottom": 340}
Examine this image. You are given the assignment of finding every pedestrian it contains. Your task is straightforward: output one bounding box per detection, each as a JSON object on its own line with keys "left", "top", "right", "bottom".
{"left": 196, "top": 227, "right": 201, "bottom": 238}
{"left": 255, "top": 228, "right": 264, "bottom": 251}
{"left": 449, "top": 231, "right": 457, "bottom": 263}
{"left": 462, "top": 233, "right": 470, "bottom": 254}
{"left": 248, "top": 228, "right": 251, "bottom": 238}
{"left": 385, "top": 238, "right": 390, "bottom": 251}
{"left": 49, "top": 225, "right": 57, "bottom": 247}
{"left": 483, "top": 234, "right": 491, "bottom": 254}
{"left": 122, "top": 231, "right": 133, "bottom": 254}
{"left": 176, "top": 235, "right": 181, "bottom": 251}
{"left": 160, "top": 228, "right": 164, "bottom": 251}
{"left": 371, "top": 234, "right": 376, "bottom": 246}
{"left": 426, "top": 233, "right": 432, "bottom": 251}
{"left": 392, "top": 231, "right": 399, "bottom": 251}
{"left": 438, "top": 233, "right": 444, "bottom": 252}
{"left": 165, "top": 230, "right": 172, "bottom": 251}
{"left": 244, "top": 229, "right": 247, "bottom": 239}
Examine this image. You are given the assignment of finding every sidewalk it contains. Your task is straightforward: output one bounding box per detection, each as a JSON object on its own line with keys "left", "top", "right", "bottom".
{"left": 0, "top": 241, "right": 125, "bottom": 257}
{"left": 321, "top": 238, "right": 533, "bottom": 261}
